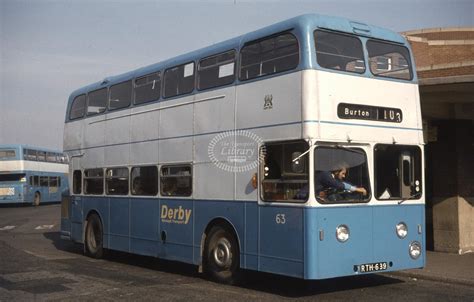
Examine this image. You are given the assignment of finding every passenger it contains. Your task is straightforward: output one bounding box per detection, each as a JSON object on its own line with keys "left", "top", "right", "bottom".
{"left": 315, "top": 163, "right": 367, "bottom": 200}
{"left": 294, "top": 184, "right": 309, "bottom": 200}
{"left": 162, "top": 178, "right": 178, "bottom": 196}
{"left": 132, "top": 177, "right": 144, "bottom": 195}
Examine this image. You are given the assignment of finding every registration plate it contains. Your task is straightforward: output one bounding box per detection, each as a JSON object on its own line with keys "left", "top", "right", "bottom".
{"left": 357, "top": 262, "right": 389, "bottom": 273}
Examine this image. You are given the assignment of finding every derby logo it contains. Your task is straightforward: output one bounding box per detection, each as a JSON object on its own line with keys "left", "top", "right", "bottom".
{"left": 161, "top": 205, "right": 192, "bottom": 224}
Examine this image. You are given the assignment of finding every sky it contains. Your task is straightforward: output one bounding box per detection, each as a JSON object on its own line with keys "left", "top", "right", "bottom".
{"left": 1, "top": 0, "right": 473, "bottom": 151}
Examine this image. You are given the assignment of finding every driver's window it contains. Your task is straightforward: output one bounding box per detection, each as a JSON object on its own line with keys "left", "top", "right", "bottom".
{"left": 260, "top": 140, "right": 309, "bottom": 202}
{"left": 314, "top": 146, "right": 370, "bottom": 203}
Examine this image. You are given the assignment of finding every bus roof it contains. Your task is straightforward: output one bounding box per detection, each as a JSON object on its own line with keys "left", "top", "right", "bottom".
{"left": 67, "top": 13, "right": 408, "bottom": 102}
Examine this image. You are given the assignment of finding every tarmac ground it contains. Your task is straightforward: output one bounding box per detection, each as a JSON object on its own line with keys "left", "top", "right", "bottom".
{"left": 391, "top": 250, "right": 474, "bottom": 286}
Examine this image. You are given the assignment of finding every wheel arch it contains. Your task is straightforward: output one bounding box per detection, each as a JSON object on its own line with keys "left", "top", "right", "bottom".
{"left": 82, "top": 209, "right": 105, "bottom": 246}
{"left": 33, "top": 191, "right": 41, "bottom": 206}
{"left": 199, "top": 217, "right": 242, "bottom": 271}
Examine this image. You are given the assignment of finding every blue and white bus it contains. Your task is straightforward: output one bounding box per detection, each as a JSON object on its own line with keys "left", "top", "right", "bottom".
{"left": 0, "top": 144, "right": 69, "bottom": 206}
{"left": 61, "top": 14, "right": 425, "bottom": 283}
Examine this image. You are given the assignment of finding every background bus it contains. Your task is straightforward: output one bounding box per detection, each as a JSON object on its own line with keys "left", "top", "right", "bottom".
{"left": 61, "top": 14, "right": 424, "bottom": 283}
{"left": 0, "top": 144, "right": 69, "bottom": 206}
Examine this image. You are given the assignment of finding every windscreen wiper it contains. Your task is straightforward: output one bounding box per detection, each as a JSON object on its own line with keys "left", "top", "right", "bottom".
{"left": 398, "top": 192, "right": 421, "bottom": 205}
{"left": 292, "top": 147, "right": 311, "bottom": 163}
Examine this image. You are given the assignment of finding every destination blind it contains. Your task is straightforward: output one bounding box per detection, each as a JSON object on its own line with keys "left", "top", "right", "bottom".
{"left": 337, "top": 103, "right": 403, "bottom": 123}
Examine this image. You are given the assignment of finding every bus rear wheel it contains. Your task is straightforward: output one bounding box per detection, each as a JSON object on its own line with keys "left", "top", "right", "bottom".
{"left": 204, "top": 225, "right": 240, "bottom": 284}
{"left": 85, "top": 213, "right": 104, "bottom": 259}
{"left": 33, "top": 192, "right": 41, "bottom": 206}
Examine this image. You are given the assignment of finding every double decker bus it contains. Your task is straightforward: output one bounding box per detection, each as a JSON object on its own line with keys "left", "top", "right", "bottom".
{"left": 0, "top": 144, "right": 69, "bottom": 206}
{"left": 61, "top": 14, "right": 424, "bottom": 283}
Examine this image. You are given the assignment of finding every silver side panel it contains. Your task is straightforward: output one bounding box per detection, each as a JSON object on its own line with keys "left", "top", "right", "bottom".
{"left": 105, "top": 110, "right": 130, "bottom": 167}
{"left": 236, "top": 72, "right": 302, "bottom": 140}
{"left": 194, "top": 89, "right": 235, "bottom": 134}
{"left": 194, "top": 163, "right": 234, "bottom": 200}
{"left": 63, "top": 118, "right": 84, "bottom": 152}
{"left": 159, "top": 95, "right": 194, "bottom": 164}
{"left": 130, "top": 103, "right": 160, "bottom": 165}
{"left": 193, "top": 87, "right": 236, "bottom": 201}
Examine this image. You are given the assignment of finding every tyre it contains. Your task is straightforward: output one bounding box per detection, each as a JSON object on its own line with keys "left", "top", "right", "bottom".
{"left": 204, "top": 225, "right": 240, "bottom": 284}
{"left": 85, "top": 213, "right": 104, "bottom": 259}
{"left": 33, "top": 192, "right": 41, "bottom": 206}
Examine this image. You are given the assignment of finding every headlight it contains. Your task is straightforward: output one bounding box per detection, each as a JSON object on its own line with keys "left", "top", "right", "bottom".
{"left": 396, "top": 222, "right": 408, "bottom": 239}
{"left": 409, "top": 241, "right": 422, "bottom": 259}
{"left": 336, "top": 225, "right": 350, "bottom": 242}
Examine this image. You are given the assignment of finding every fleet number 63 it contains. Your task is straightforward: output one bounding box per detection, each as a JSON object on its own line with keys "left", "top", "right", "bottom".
{"left": 276, "top": 214, "right": 286, "bottom": 224}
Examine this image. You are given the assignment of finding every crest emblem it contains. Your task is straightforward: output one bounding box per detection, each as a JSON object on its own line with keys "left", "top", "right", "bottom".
{"left": 263, "top": 94, "right": 273, "bottom": 110}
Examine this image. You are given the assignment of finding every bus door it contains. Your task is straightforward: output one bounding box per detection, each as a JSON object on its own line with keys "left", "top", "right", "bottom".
{"left": 48, "top": 176, "right": 60, "bottom": 201}
{"left": 257, "top": 141, "right": 308, "bottom": 277}
{"left": 38, "top": 175, "right": 50, "bottom": 201}
{"left": 70, "top": 162, "right": 83, "bottom": 242}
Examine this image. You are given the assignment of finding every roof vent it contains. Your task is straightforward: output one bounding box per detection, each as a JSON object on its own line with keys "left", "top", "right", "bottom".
{"left": 101, "top": 78, "right": 110, "bottom": 85}
{"left": 350, "top": 21, "right": 371, "bottom": 36}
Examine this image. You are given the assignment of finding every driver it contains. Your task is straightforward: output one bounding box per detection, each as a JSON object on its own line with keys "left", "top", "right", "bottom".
{"left": 316, "top": 163, "right": 367, "bottom": 200}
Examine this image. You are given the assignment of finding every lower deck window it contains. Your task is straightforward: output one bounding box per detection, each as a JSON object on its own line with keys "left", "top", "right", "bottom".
{"left": 374, "top": 145, "right": 422, "bottom": 200}
{"left": 160, "top": 165, "right": 192, "bottom": 197}
{"left": 73, "top": 170, "right": 82, "bottom": 194}
{"left": 261, "top": 141, "right": 309, "bottom": 202}
{"left": 131, "top": 166, "right": 158, "bottom": 196}
{"left": 314, "top": 146, "right": 370, "bottom": 203}
{"left": 40, "top": 176, "right": 49, "bottom": 187}
{"left": 49, "top": 177, "right": 59, "bottom": 188}
{"left": 84, "top": 169, "right": 104, "bottom": 195}
{"left": 0, "top": 173, "right": 26, "bottom": 182}
{"left": 106, "top": 168, "right": 129, "bottom": 195}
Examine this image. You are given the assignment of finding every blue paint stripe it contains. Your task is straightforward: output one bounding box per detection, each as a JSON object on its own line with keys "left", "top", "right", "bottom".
{"left": 304, "top": 120, "right": 422, "bottom": 131}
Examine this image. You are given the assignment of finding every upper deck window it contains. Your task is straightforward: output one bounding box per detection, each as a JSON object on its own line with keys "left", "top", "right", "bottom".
{"left": 46, "top": 152, "right": 56, "bottom": 162}
{"left": 314, "top": 30, "right": 365, "bottom": 74}
{"left": 87, "top": 88, "right": 107, "bottom": 116}
{"left": 0, "top": 150, "right": 16, "bottom": 159}
{"left": 198, "top": 50, "right": 236, "bottom": 90}
{"left": 24, "top": 149, "right": 37, "bottom": 161}
{"left": 164, "top": 62, "right": 195, "bottom": 98}
{"left": 134, "top": 72, "right": 161, "bottom": 105}
{"left": 109, "top": 81, "right": 132, "bottom": 111}
{"left": 240, "top": 33, "right": 299, "bottom": 81}
{"left": 367, "top": 40, "right": 412, "bottom": 80}
{"left": 37, "top": 151, "right": 46, "bottom": 162}
{"left": 69, "top": 94, "right": 86, "bottom": 120}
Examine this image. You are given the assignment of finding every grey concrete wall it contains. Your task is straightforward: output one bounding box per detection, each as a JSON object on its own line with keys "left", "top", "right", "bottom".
{"left": 427, "top": 119, "right": 474, "bottom": 253}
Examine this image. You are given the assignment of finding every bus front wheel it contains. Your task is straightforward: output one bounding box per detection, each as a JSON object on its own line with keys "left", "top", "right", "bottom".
{"left": 33, "top": 192, "right": 41, "bottom": 206}
{"left": 204, "top": 225, "right": 240, "bottom": 284}
{"left": 85, "top": 213, "right": 104, "bottom": 259}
